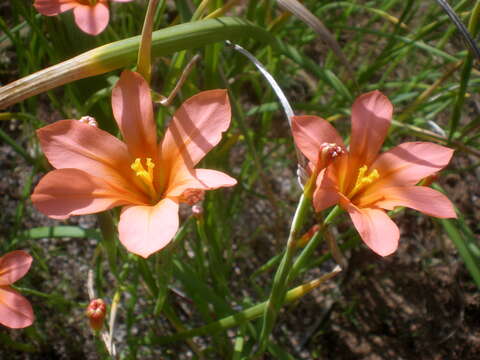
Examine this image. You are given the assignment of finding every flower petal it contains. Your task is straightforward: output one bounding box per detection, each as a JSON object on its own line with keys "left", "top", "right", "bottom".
{"left": 31, "top": 168, "right": 141, "bottom": 219}
{"left": 371, "top": 186, "right": 457, "bottom": 218}
{"left": 350, "top": 91, "right": 392, "bottom": 167}
{"left": 0, "top": 251, "right": 33, "bottom": 286}
{"left": 37, "top": 119, "right": 134, "bottom": 186}
{"left": 0, "top": 286, "right": 34, "bottom": 329}
{"left": 161, "top": 89, "right": 231, "bottom": 169}
{"left": 118, "top": 198, "right": 179, "bottom": 258}
{"left": 368, "top": 142, "right": 454, "bottom": 190}
{"left": 34, "top": 0, "right": 76, "bottom": 16}
{"left": 111, "top": 70, "right": 157, "bottom": 160}
{"left": 72, "top": 3, "right": 109, "bottom": 36}
{"left": 343, "top": 199, "right": 399, "bottom": 256}
{"left": 167, "top": 168, "right": 237, "bottom": 197}
{"left": 291, "top": 115, "right": 344, "bottom": 165}
{"left": 312, "top": 169, "right": 339, "bottom": 212}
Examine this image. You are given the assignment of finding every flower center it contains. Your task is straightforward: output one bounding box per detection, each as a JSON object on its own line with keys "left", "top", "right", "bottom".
{"left": 347, "top": 165, "right": 379, "bottom": 199}
{"left": 131, "top": 158, "right": 158, "bottom": 200}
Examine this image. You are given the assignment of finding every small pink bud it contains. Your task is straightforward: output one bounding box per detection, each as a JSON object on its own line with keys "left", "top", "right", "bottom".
{"left": 318, "top": 143, "right": 344, "bottom": 167}
{"left": 180, "top": 189, "right": 205, "bottom": 206}
{"left": 192, "top": 204, "right": 203, "bottom": 219}
{"left": 86, "top": 298, "right": 106, "bottom": 331}
{"left": 79, "top": 116, "right": 98, "bottom": 127}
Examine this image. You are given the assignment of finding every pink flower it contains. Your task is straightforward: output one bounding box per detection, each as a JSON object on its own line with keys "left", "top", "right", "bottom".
{"left": 33, "top": 0, "right": 132, "bottom": 36}
{"left": 31, "top": 70, "right": 237, "bottom": 258}
{"left": 0, "top": 251, "right": 34, "bottom": 329}
{"left": 292, "top": 91, "right": 456, "bottom": 256}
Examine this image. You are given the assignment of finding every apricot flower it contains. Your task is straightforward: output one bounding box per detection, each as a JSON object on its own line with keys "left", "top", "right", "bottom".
{"left": 0, "top": 251, "right": 34, "bottom": 329}
{"left": 32, "top": 70, "right": 236, "bottom": 258}
{"left": 292, "top": 91, "right": 456, "bottom": 256}
{"left": 34, "top": 0, "right": 132, "bottom": 35}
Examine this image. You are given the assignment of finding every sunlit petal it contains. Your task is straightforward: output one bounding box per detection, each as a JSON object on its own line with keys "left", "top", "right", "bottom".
{"left": 350, "top": 91, "right": 392, "bottom": 167}
{"left": 342, "top": 198, "right": 399, "bottom": 256}
{"left": 167, "top": 168, "right": 237, "bottom": 197}
{"left": 112, "top": 70, "right": 157, "bottom": 159}
{"left": 0, "top": 251, "right": 32, "bottom": 286}
{"left": 367, "top": 142, "right": 454, "bottom": 192}
{"left": 31, "top": 168, "right": 144, "bottom": 219}
{"left": 312, "top": 169, "right": 339, "bottom": 212}
{"left": 72, "top": 3, "right": 109, "bottom": 36}
{"left": 0, "top": 286, "right": 34, "bottom": 329}
{"left": 292, "top": 115, "right": 344, "bottom": 165}
{"left": 370, "top": 186, "right": 457, "bottom": 218}
{"left": 37, "top": 119, "right": 134, "bottom": 187}
{"left": 118, "top": 198, "right": 179, "bottom": 258}
{"left": 34, "top": 0, "right": 76, "bottom": 16}
{"left": 161, "top": 89, "right": 231, "bottom": 169}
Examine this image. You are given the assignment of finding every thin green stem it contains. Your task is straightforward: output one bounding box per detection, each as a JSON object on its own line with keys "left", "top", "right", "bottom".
{"left": 256, "top": 192, "right": 312, "bottom": 355}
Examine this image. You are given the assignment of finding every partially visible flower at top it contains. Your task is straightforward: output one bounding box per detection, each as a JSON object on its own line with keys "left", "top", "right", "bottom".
{"left": 292, "top": 91, "right": 456, "bottom": 256}
{"left": 33, "top": 0, "right": 133, "bottom": 36}
{"left": 0, "top": 251, "right": 34, "bottom": 329}
{"left": 31, "top": 70, "right": 237, "bottom": 258}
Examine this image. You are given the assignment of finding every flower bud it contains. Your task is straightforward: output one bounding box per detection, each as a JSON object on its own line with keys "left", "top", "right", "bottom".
{"left": 297, "top": 224, "right": 321, "bottom": 248}
{"left": 180, "top": 188, "right": 205, "bottom": 206}
{"left": 192, "top": 204, "right": 203, "bottom": 219}
{"left": 86, "top": 298, "right": 107, "bottom": 331}
{"left": 79, "top": 116, "right": 98, "bottom": 127}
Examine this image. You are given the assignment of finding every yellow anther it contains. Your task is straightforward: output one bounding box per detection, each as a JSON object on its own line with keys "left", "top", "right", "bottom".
{"left": 347, "top": 165, "right": 380, "bottom": 199}
{"left": 131, "top": 158, "right": 157, "bottom": 199}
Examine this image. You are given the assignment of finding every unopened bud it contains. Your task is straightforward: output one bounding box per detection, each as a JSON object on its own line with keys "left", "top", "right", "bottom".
{"left": 192, "top": 204, "right": 203, "bottom": 219}
{"left": 86, "top": 298, "right": 106, "bottom": 331}
{"left": 79, "top": 116, "right": 98, "bottom": 127}
{"left": 420, "top": 173, "right": 439, "bottom": 187}
{"left": 180, "top": 189, "right": 205, "bottom": 206}
{"left": 297, "top": 224, "right": 321, "bottom": 248}
{"left": 318, "top": 143, "right": 344, "bottom": 168}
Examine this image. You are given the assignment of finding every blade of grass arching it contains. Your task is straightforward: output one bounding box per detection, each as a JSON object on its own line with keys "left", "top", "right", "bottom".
{"left": 448, "top": 2, "right": 480, "bottom": 140}
{"left": 0, "top": 17, "right": 276, "bottom": 109}
{"left": 396, "top": 60, "right": 462, "bottom": 123}
{"left": 437, "top": 218, "right": 480, "bottom": 289}
{"left": 148, "top": 269, "right": 341, "bottom": 345}
{"left": 434, "top": 0, "right": 480, "bottom": 61}
{"left": 173, "top": 259, "right": 232, "bottom": 318}
{"left": 276, "top": 0, "right": 357, "bottom": 86}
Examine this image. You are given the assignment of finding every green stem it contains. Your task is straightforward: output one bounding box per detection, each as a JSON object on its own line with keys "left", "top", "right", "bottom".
{"left": 257, "top": 192, "right": 312, "bottom": 355}
{"left": 149, "top": 272, "right": 340, "bottom": 345}
{"left": 97, "top": 212, "right": 118, "bottom": 276}
{"left": 289, "top": 205, "right": 343, "bottom": 282}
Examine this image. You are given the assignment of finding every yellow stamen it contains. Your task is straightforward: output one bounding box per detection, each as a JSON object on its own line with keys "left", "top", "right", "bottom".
{"left": 131, "top": 158, "right": 157, "bottom": 199}
{"left": 347, "top": 165, "right": 379, "bottom": 199}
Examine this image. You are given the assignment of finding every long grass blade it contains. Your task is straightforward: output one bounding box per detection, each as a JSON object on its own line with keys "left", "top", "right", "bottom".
{"left": 0, "top": 17, "right": 274, "bottom": 109}
{"left": 277, "top": 0, "right": 357, "bottom": 85}
{"left": 434, "top": 0, "right": 480, "bottom": 61}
